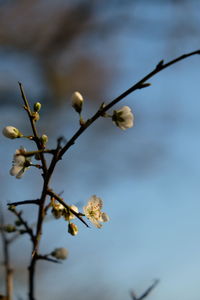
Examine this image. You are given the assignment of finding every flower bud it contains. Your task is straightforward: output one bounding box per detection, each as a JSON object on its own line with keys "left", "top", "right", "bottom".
{"left": 2, "top": 126, "right": 23, "bottom": 139}
{"left": 51, "top": 247, "right": 68, "bottom": 260}
{"left": 40, "top": 134, "right": 48, "bottom": 145}
{"left": 34, "top": 102, "right": 41, "bottom": 112}
{"left": 15, "top": 220, "right": 22, "bottom": 226}
{"left": 4, "top": 224, "right": 16, "bottom": 233}
{"left": 71, "top": 91, "right": 84, "bottom": 114}
{"left": 64, "top": 205, "right": 78, "bottom": 221}
{"left": 32, "top": 112, "right": 40, "bottom": 121}
{"left": 68, "top": 223, "right": 78, "bottom": 236}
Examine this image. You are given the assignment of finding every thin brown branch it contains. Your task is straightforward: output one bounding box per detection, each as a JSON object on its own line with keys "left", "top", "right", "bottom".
{"left": 59, "top": 49, "right": 200, "bottom": 157}
{"left": 18, "top": 82, "right": 48, "bottom": 175}
{"left": 8, "top": 200, "right": 40, "bottom": 207}
{"left": 10, "top": 208, "right": 35, "bottom": 243}
{"left": 37, "top": 254, "right": 61, "bottom": 264}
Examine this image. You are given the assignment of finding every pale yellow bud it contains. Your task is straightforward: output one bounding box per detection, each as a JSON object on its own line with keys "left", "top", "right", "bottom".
{"left": 68, "top": 223, "right": 78, "bottom": 236}
{"left": 2, "top": 126, "right": 23, "bottom": 139}
{"left": 71, "top": 91, "right": 84, "bottom": 114}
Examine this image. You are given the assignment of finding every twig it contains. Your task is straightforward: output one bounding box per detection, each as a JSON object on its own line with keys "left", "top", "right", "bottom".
{"left": 59, "top": 49, "right": 200, "bottom": 157}
{"left": 37, "top": 254, "right": 61, "bottom": 264}
{"left": 10, "top": 208, "right": 35, "bottom": 243}
{"left": 18, "top": 82, "right": 48, "bottom": 175}
{"left": 8, "top": 200, "right": 40, "bottom": 207}
{"left": 130, "top": 279, "right": 159, "bottom": 300}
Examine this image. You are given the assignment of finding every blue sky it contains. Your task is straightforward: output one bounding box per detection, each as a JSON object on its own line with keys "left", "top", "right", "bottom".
{"left": 1, "top": 1, "right": 200, "bottom": 299}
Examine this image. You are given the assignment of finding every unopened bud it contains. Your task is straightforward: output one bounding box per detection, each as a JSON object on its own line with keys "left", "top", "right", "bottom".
{"left": 51, "top": 247, "right": 68, "bottom": 260}
{"left": 51, "top": 208, "right": 63, "bottom": 219}
{"left": 4, "top": 224, "right": 16, "bottom": 233}
{"left": 71, "top": 91, "right": 84, "bottom": 114}
{"left": 68, "top": 223, "right": 78, "bottom": 236}
{"left": 32, "top": 112, "right": 40, "bottom": 121}
{"left": 40, "top": 134, "right": 48, "bottom": 145}
{"left": 34, "top": 102, "right": 41, "bottom": 112}
{"left": 64, "top": 205, "right": 78, "bottom": 221}
{"left": 2, "top": 126, "right": 23, "bottom": 139}
{"left": 15, "top": 220, "right": 22, "bottom": 226}
{"left": 8, "top": 205, "right": 16, "bottom": 212}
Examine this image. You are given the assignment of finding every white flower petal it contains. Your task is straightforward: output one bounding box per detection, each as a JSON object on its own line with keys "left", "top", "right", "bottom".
{"left": 112, "top": 106, "right": 134, "bottom": 130}
{"left": 16, "top": 168, "right": 25, "bottom": 179}
{"left": 83, "top": 195, "right": 109, "bottom": 228}
{"left": 100, "top": 212, "right": 110, "bottom": 222}
{"left": 10, "top": 166, "right": 23, "bottom": 176}
{"left": 2, "top": 126, "right": 21, "bottom": 139}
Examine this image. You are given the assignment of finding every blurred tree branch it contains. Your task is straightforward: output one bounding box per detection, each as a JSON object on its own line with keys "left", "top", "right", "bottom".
{"left": 130, "top": 279, "right": 159, "bottom": 300}
{"left": 0, "top": 211, "right": 13, "bottom": 300}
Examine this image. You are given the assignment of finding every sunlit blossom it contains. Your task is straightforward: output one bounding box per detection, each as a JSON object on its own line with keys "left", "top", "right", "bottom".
{"left": 83, "top": 195, "right": 109, "bottom": 228}
{"left": 112, "top": 106, "right": 134, "bottom": 130}
{"left": 10, "top": 148, "right": 31, "bottom": 179}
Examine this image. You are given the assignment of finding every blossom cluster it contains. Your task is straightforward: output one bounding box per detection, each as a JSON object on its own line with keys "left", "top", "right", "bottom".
{"left": 2, "top": 89, "right": 135, "bottom": 254}
{"left": 51, "top": 195, "right": 109, "bottom": 235}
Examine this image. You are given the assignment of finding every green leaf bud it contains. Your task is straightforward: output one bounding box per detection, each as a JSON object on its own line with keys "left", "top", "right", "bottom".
{"left": 33, "top": 102, "right": 42, "bottom": 112}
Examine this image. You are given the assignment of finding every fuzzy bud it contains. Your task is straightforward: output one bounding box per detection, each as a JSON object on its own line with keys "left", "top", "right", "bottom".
{"left": 71, "top": 91, "right": 84, "bottom": 114}
{"left": 2, "top": 126, "right": 23, "bottom": 139}
{"left": 40, "top": 134, "right": 48, "bottom": 145}
{"left": 51, "top": 248, "right": 68, "bottom": 260}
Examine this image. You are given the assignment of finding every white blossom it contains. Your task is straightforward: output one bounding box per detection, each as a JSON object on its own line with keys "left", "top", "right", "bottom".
{"left": 83, "top": 195, "right": 109, "bottom": 228}
{"left": 2, "top": 126, "right": 23, "bottom": 139}
{"left": 51, "top": 248, "right": 68, "bottom": 260}
{"left": 71, "top": 91, "right": 84, "bottom": 113}
{"left": 112, "top": 106, "right": 134, "bottom": 130}
{"left": 10, "top": 148, "right": 31, "bottom": 179}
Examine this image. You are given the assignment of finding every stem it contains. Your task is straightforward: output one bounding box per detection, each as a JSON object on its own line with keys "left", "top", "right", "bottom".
{"left": 18, "top": 82, "right": 48, "bottom": 175}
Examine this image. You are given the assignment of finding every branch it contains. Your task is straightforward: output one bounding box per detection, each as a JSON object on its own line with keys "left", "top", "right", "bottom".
{"left": 37, "top": 254, "right": 61, "bottom": 264}
{"left": 0, "top": 211, "right": 13, "bottom": 300}
{"left": 9, "top": 208, "right": 35, "bottom": 243}
{"left": 130, "top": 279, "right": 159, "bottom": 300}
{"left": 18, "top": 82, "right": 48, "bottom": 175}
{"left": 59, "top": 49, "right": 200, "bottom": 157}
{"left": 8, "top": 200, "right": 40, "bottom": 207}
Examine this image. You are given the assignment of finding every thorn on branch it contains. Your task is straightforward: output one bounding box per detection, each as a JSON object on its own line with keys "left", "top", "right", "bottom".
{"left": 138, "top": 83, "right": 151, "bottom": 89}
{"left": 156, "top": 59, "right": 164, "bottom": 69}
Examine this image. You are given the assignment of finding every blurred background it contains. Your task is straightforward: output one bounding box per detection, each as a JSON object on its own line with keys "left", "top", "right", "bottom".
{"left": 1, "top": 0, "right": 200, "bottom": 299}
